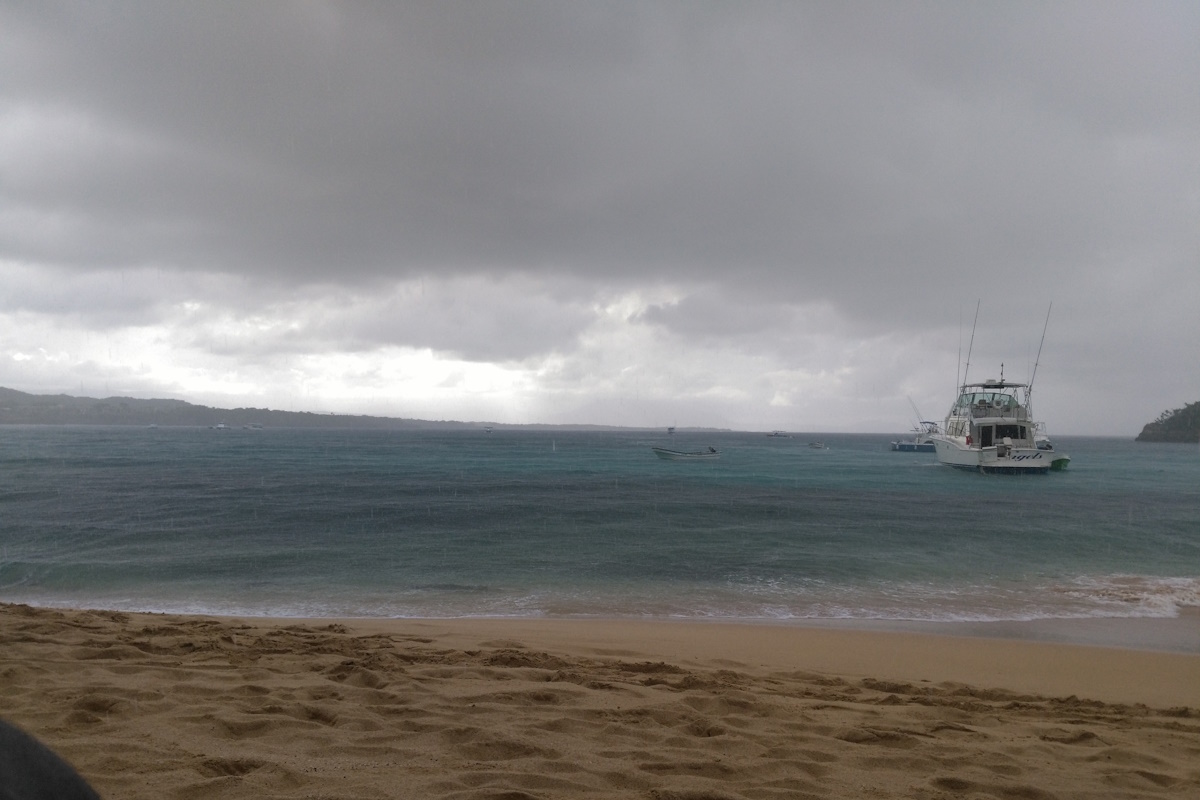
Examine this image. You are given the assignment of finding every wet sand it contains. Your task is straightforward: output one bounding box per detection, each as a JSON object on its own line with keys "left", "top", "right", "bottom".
{"left": 2, "top": 603, "right": 1198, "bottom": 799}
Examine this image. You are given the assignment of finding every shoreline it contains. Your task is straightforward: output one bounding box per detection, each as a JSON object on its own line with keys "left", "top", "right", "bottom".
{"left": 3, "top": 603, "right": 1198, "bottom": 799}
{"left": 10, "top": 596, "right": 1200, "bottom": 653}
{"left": 6, "top": 602, "right": 1198, "bottom": 706}
{"left": 767, "top": 606, "right": 1200, "bottom": 655}
{"left": 344, "top": 616, "right": 1200, "bottom": 709}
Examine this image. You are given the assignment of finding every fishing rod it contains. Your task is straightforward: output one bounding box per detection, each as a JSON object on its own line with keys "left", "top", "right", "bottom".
{"left": 1028, "top": 302, "right": 1053, "bottom": 400}
{"left": 955, "top": 307, "right": 962, "bottom": 396}
{"left": 961, "top": 300, "right": 980, "bottom": 391}
{"left": 907, "top": 395, "right": 924, "bottom": 430}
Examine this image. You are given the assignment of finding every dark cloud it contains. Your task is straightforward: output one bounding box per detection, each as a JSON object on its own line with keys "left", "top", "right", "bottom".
{"left": 6, "top": 3, "right": 1191, "bottom": 291}
{"left": 1, "top": 2, "right": 1197, "bottom": 432}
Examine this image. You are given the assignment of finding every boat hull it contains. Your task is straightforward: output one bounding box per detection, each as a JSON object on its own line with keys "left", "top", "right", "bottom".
{"left": 651, "top": 446, "right": 719, "bottom": 461}
{"left": 932, "top": 436, "right": 1067, "bottom": 474}
{"left": 891, "top": 441, "right": 935, "bottom": 452}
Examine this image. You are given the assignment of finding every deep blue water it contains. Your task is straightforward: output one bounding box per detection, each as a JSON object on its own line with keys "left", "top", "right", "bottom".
{"left": 1, "top": 425, "right": 1197, "bottom": 624}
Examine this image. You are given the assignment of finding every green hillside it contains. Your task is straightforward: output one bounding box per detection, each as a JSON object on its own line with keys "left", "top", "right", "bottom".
{"left": 0, "top": 387, "right": 654, "bottom": 432}
{"left": 0, "top": 387, "right": 464, "bottom": 430}
{"left": 1135, "top": 400, "right": 1200, "bottom": 443}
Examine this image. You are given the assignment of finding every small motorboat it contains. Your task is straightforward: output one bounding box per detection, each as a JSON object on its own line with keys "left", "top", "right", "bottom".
{"left": 651, "top": 446, "right": 719, "bottom": 461}
{"left": 891, "top": 421, "right": 939, "bottom": 452}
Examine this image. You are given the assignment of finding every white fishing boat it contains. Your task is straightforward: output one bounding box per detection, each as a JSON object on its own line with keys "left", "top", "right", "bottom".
{"left": 891, "top": 397, "right": 938, "bottom": 452}
{"left": 930, "top": 304, "right": 1069, "bottom": 474}
{"left": 651, "top": 446, "right": 719, "bottom": 461}
{"left": 931, "top": 371, "right": 1069, "bottom": 474}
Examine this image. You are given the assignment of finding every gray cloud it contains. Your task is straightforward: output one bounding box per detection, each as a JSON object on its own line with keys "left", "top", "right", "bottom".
{"left": 1, "top": 1, "right": 1197, "bottom": 432}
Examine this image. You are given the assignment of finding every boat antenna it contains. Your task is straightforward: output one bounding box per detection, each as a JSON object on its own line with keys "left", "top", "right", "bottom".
{"left": 1028, "top": 303, "right": 1052, "bottom": 397}
{"left": 961, "top": 300, "right": 980, "bottom": 389}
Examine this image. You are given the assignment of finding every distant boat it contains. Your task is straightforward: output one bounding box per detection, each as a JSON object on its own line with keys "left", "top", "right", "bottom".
{"left": 1034, "top": 421, "right": 1055, "bottom": 451}
{"left": 484, "top": 426, "right": 493, "bottom": 433}
{"left": 892, "top": 397, "right": 938, "bottom": 452}
{"left": 891, "top": 421, "right": 939, "bottom": 452}
{"left": 666, "top": 426, "right": 676, "bottom": 435}
{"left": 651, "top": 446, "right": 719, "bottom": 461}
{"left": 807, "top": 442, "right": 827, "bottom": 449}
{"left": 766, "top": 431, "right": 792, "bottom": 438}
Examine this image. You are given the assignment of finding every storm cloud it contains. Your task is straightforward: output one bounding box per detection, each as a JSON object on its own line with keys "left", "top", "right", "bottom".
{"left": 2, "top": 1, "right": 1197, "bottom": 433}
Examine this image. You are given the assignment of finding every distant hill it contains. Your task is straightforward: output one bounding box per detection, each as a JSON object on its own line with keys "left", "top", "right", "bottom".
{"left": 0, "top": 387, "right": 473, "bottom": 430}
{"left": 0, "top": 387, "right": 681, "bottom": 432}
{"left": 1135, "top": 401, "right": 1200, "bottom": 443}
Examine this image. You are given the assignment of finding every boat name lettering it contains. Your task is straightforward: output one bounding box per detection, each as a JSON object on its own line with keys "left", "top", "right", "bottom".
{"left": 1009, "top": 453, "right": 1043, "bottom": 461}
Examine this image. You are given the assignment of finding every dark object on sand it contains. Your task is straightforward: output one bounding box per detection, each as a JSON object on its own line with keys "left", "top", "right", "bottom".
{"left": 0, "top": 719, "right": 101, "bottom": 800}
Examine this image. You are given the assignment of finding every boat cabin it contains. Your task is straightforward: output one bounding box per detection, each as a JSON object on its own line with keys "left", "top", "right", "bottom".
{"left": 944, "top": 379, "right": 1035, "bottom": 448}
{"left": 974, "top": 422, "right": 1031, "bottom": 448}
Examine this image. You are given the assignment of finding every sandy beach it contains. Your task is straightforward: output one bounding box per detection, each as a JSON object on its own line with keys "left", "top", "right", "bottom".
{"left": 2, "top": 603, "right": 1198, "bottom": 799}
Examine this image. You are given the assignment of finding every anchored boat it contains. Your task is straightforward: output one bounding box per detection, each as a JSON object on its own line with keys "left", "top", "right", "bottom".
{"left": 891, "top": 397, "right": 939, "bottom": 452}
{"left": 930, "top": 304, "right": 1069, "bottom": 474}
{"left": 891, "top": 420, "right": 940, "bottom": 452}
{"left": 931, "top": 375, "right": 1068, "bottom": 473}
{"left": 651, "top": 446, "right": 719, "bottom": 461}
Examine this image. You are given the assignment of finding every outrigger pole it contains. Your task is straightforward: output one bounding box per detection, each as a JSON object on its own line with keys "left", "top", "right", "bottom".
{"left": 956, "top": 308, "right": 962, "bottom": 395}
{"left": 961, "top": 300, "right": 980, "bottom": 390}
{"left": 907, "top": 395, "right": 926, "bottom": 430}
{"left": 1028, "top": 303, "right": 1053, "bottom": 397}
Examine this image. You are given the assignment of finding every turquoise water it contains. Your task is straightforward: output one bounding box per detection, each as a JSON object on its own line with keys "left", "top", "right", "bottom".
{"left": 1, "top": 426, "right": 1197, "bottom": 627}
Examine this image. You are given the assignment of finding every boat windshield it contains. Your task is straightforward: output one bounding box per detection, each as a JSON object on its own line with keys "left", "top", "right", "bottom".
{"left": 954, "top": 390, "right": 1020, "bottom": 410}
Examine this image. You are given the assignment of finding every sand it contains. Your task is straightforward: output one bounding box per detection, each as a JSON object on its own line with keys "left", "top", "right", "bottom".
{"left": 2, "top": 603, "right": 1198, "bottom": 799}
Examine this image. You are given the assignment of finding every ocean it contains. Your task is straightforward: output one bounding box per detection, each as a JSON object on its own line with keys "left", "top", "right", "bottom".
{"left": 2, "top": 425, "right": 1198, "bottom": 644}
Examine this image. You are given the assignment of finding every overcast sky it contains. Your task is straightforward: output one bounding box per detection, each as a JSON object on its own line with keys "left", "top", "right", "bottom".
{"left": 2, "top": 1, "right": 1197, "bottom": 434}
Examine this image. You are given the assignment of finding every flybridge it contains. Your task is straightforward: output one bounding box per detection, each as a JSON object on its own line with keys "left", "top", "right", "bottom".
{"left": 952, "top": 380, "right": 1029, "bottom": 415}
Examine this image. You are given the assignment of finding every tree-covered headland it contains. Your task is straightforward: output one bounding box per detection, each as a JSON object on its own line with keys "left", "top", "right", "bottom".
{"left": 1135, "top": 401, "right": 1200, "bottom": 443}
